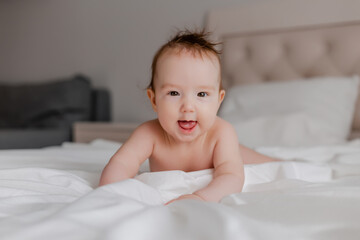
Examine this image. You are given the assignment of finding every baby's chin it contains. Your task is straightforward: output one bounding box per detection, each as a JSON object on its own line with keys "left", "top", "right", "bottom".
{"left": 160, "top": 128, "right": 199, "bottom": 143}
{"left": 174, "top": 128, "right": 208, "bottom": 143}
{"left": 173, "top": 135, "right": 199, "bottom": 143}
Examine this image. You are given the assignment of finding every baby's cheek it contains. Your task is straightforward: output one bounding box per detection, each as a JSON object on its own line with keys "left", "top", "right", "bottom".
{"left": 202, "top": 104, "right": 220, "bottom": 116}
{"left": 157, "top": 110, "right": 176, "bottom": 129}
{"left": 201, "top": 108, "right": 218, "bottom": 126}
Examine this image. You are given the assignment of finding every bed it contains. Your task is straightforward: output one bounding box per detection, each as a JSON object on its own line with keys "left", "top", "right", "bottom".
{"left": 2, "top": 0, "right": 360, "bottom": 239}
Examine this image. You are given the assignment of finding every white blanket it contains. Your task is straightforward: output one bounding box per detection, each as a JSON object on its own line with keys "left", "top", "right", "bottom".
{"left": 1, "top": 139, "right": 360, "bottom": 240}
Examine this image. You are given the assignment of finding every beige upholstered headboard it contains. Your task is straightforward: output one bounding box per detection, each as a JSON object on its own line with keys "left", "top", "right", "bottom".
{"left": 206, "top": 0, "right": 360, "bottom": 138}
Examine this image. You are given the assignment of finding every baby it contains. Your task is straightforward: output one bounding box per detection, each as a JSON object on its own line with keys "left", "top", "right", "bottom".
{"left": 99, "top": 30, "right": 276, "bottom": 204}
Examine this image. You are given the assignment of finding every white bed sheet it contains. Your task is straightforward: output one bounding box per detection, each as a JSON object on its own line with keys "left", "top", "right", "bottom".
{"left": 1, "top": 139, "right": 360, "bottom": 240}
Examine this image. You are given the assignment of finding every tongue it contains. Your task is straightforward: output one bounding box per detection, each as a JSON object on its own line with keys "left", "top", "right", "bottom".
{"left": 178, "top": 121, "right": 197, "bottom": 129}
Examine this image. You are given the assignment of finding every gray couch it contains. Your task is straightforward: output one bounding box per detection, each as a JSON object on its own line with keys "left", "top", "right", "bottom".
{"left": 0, "top": 74, "right": 111, "bottom": 149}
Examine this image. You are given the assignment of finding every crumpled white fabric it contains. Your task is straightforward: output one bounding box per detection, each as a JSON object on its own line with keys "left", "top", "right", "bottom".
{"left": 1, "top": 139, "right": 360, "bottom": 240}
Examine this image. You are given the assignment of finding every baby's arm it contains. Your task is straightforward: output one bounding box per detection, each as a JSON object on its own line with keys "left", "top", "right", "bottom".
{"left": 98, "top": 123, "right": 154, "bottom": 186}
{"left": 193, "top": 123, "right": 244, "bottom": 202}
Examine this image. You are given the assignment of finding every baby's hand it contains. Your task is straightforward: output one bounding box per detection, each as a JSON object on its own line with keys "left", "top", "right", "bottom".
{"left": 165, "top": 193, "right": 204, "bottom": 205}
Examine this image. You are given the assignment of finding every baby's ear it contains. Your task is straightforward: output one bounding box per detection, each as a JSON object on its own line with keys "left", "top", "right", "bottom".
{"left": 219, "top": 89, "right": 225, "bottom": 104}
{"left": 147, "top": 88, "right": 157, "bottom": 112}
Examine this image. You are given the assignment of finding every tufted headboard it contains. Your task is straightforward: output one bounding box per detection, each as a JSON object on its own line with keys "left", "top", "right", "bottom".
{"left": 206, "top": 0, "right": 360, "bottom": 138}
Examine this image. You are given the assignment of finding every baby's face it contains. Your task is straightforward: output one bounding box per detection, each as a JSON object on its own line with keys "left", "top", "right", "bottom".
{"left": 147, "top": 50, "right": 225, "bottom": 143}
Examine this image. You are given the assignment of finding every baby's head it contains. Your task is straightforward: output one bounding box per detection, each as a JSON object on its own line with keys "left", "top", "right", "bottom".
{"left": 148, "top": 29, "right": 223, "bottom": 91}
{"left": 147, "top": 29, "right": 225, "bottom": 142}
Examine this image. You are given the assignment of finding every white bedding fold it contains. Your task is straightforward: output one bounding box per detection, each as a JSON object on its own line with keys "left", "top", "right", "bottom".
{"left": 1, "top": 139, "right": 360, "bottom": 239}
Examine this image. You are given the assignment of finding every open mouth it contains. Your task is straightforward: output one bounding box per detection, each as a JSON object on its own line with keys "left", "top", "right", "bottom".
{"left": 178, "top": 120, "right": 197, "bottom": 132}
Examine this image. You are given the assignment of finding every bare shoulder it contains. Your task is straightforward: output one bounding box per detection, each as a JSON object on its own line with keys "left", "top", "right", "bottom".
{"left": 131, "top": 119, "right": 161, "bottom": 136}
{"left": 129, "top": 119, "right": 167, "bottom": 145}
{"left": 116, "top": 120, "right": 162, "bottom": 160}
{"left": 211, "top": 118, "right": 243, "bottom": 173}
{"left": 211, "top": 117, "right": 238, "bottom": 141}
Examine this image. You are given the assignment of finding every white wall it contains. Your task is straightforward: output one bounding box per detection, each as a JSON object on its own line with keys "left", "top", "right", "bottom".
{"left": 0, "top": 0, "right": 254, "bottom": 123}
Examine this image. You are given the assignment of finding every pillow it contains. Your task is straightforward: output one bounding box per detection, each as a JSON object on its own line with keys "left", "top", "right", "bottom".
{"left": 0, "top": 74, "right": 92, "bottom": 129}
{"left": 218, "top": 76, "right": 360, "bottom": 147}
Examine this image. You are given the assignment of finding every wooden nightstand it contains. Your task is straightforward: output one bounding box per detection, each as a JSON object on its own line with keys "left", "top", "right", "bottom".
{"left": 73, "top": 122, "right": 139, "bottom": 143}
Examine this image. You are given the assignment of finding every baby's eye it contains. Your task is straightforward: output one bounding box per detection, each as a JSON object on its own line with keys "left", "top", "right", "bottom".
{"left": 197, "top": 92, "right": 208, "bottom": 97}
{"left": 168, "top": 91, "right": 179, "bottom": 96}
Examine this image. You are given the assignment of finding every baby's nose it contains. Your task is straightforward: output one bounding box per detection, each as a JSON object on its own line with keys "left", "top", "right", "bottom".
{"left": 180, "top": 98, "right": 195, "bottom": 113}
